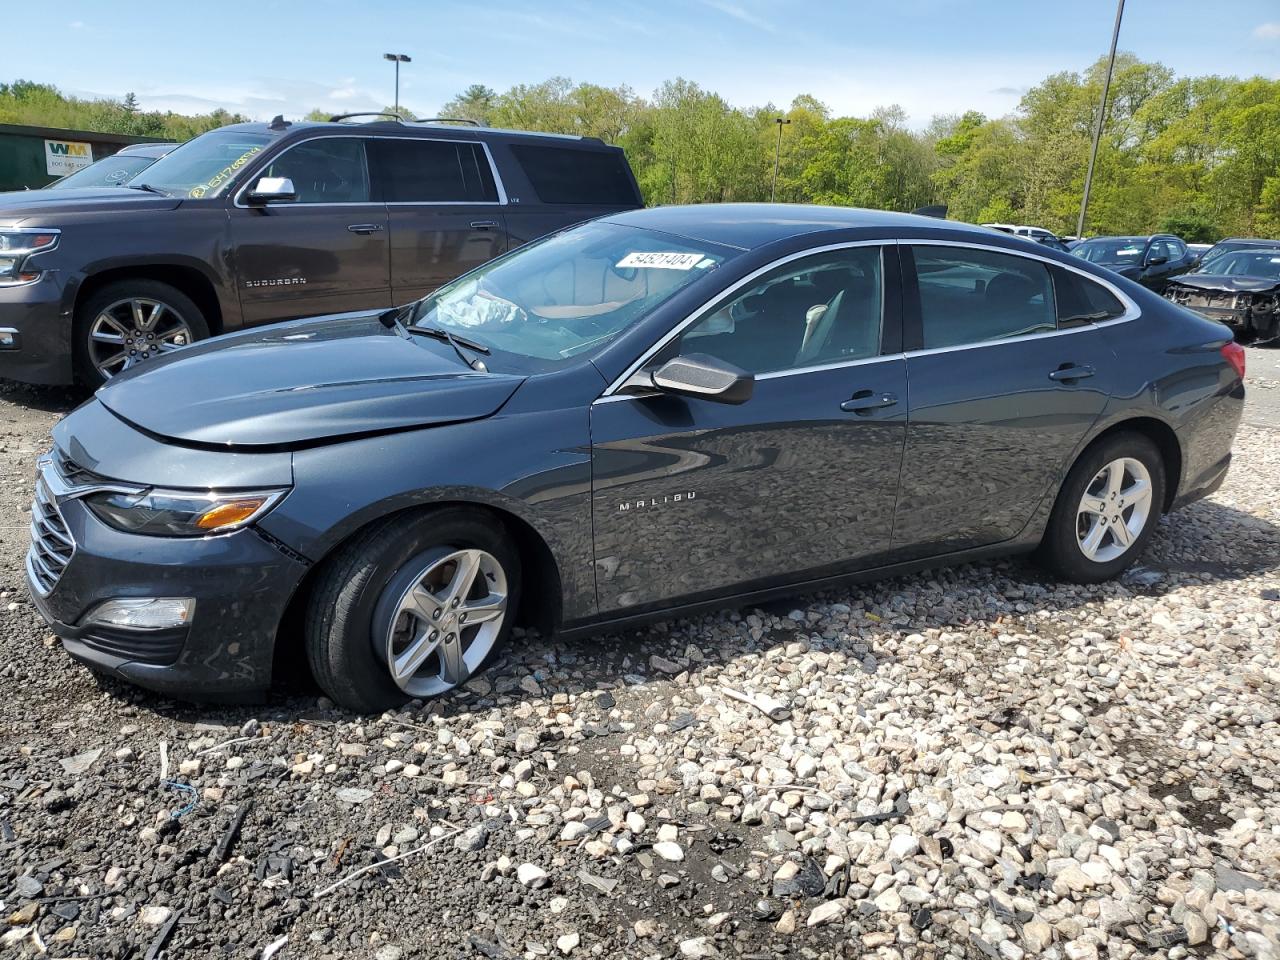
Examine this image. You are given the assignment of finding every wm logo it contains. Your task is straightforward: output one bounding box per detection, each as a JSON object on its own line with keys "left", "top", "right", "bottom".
{"left": 48, "top": 142, "right": 90, "bottom": 157}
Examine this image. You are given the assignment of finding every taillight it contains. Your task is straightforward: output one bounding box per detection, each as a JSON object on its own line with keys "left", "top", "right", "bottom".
{"left": 1221, "top": 341, "right": 1246, "bottom": 380}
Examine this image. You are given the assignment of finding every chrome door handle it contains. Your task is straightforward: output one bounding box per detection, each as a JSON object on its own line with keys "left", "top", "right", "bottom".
{"left": 470, "top": 220, "right": 499, "bottom": 230}
{"left": 1048, "top": 363, "right": 1095, "bottom": 382}
{"left": 347, "top": 223, "right": 383, "bottom": 234}
{"left": 841, "top": 391, "right": 898, "bottom": 414}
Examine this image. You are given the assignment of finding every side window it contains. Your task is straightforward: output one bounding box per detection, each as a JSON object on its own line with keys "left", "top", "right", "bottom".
{"left": 675, "top": 247, "right": 883, "bottom": 375}
{"left": 1050, "top": 266, "right": 1126, "bottom": 326}
{"left": 911, "top": 245, "right": 1055, "bottom": 349}
{"left": 372, "top": 139, "right": 498, "bottom": 203}
{"left": 260, "top": 138, "right": 369, "bottom": 203}
{"left": 509, "top": 144, "right": 638, "bottom": 205}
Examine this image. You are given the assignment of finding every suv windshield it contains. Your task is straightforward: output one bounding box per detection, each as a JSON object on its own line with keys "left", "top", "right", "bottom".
{"left": 1073, "top": 239, "right": 1145, "bottom": 265}
{"left": 410, "top": 221, "right": 739, "bottom": 369}
{"left": 130, "top": 130, "right": 274, "bottom": 198}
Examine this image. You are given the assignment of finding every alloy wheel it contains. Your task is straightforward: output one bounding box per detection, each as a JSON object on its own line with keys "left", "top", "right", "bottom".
{"left": 379, "top": 548, "right": 508, "bottom": 698}
{"left": 1075, "top": 457, "right": 1154, "bottom": 563}
{"left": 87, "top": 297, "right": 193, "bottom": 379}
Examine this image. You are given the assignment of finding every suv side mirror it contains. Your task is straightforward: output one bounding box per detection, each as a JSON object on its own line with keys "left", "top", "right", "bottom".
{"left": 245, "top": 177, "right": 297, "bottom": 205}
{"left": 650, "top": 354, "right": 753, "bottom": 405}
{"left": 1145, "top": 254, "right": 1168, "bottom": 267}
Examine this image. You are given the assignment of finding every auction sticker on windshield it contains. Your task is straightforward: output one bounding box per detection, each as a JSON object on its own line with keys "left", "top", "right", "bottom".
{"left": 617, "top": 252, "right": 705, "bottom": 270}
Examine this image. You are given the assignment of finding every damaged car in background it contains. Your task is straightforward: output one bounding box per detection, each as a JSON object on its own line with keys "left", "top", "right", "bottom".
{"left": 1164, "top": 247, "right": 1280, "bottom": 342}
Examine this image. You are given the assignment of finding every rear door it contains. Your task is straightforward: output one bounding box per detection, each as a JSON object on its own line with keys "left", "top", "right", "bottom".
{"left": 893, "top": 243, "right": 1126, "bottom": 558}
{"left": 230, "top": 136, "right": 391, "bottom": 323}
{"left": 590, "top": 244, "right": 907, "bottom": 613}
{"left": 368, "top": 137, "right": 508, "bottom": 302}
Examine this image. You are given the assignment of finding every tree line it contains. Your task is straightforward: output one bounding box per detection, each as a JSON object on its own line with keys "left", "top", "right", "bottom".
{"left": 5, "top": 56, "right": 1278, "bottom": 240}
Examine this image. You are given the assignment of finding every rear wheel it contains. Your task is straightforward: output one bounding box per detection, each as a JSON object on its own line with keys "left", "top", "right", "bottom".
{"left": 1038, "top": 432, "right": 1166, "bottom": 583}
{"left": 74, "top": 279, "right": 209, "bottom": 388}
{"left": 304, "top": 508, "right": 521, "bottom": 713}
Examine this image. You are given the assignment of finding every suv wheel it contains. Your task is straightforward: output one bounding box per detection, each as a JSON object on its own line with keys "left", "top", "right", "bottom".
{"left": 74, "top": 279, "right": 209, "bottom": 388}
{"left": 1038, "top": 432, "right": 1166, "bottom": 583}
{"left": 305, "top": 508, "right": 521, "bottom": 713}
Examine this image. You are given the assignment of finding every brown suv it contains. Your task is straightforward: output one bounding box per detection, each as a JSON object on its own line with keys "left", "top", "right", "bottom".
{"left": 0, "top": 115, "right": 643, "bottom": 386}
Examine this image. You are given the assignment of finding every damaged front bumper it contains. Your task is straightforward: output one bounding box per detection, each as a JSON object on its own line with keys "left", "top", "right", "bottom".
{"left": 1165, "top": 285, "right": 1280, "bottom": 339}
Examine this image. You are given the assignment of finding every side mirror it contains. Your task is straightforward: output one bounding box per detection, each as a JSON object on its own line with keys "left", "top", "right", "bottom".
{"left": 1145, "top": 254, "right": 1168, "bottom": 267}
{"left": 649, "top": 353, "right": 753, "bottom": 405}
{"left": 245, "top": 176, "right": 297, "bottom": 205}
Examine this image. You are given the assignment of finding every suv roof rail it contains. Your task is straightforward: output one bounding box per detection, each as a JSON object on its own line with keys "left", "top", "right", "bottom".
{"left": 328, "top": 111, "right": 412, "bottom": 123}
{"left": 414, "top": 117, "right": 481, "bottom": 127}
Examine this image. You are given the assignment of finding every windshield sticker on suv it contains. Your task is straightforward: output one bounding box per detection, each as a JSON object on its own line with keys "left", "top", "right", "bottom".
{"left": 188, "top": 145, "right": 265, "bottom": 198}
{"left": 616, "top": 252, "right": 705, "bottom": 270}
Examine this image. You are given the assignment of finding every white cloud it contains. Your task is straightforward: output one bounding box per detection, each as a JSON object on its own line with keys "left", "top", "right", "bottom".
{"left": 1254, "top": 22, "right": 1280, "bottom": 39}
{"left": 69, "top": 20, "right": 84, "bottom": 29}
{"left": 698, "top": 0, "right": 776, "bottom": 33}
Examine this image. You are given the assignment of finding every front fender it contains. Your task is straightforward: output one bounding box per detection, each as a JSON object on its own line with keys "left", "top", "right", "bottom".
{"left": 257, "top": 407, "right": 597, "bottom": 622}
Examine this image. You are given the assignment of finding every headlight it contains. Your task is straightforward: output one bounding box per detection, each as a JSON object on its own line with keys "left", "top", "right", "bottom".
{"left": 0, "top": 229, "right": 60, "bottom": 286}
{"left": 85, "top": 488, "right": 286, "bottom": 537}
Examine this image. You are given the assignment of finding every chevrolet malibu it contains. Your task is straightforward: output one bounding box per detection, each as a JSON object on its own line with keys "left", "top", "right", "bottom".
{"left": 27, "top": 205, "right": 1244, "bottom": 712}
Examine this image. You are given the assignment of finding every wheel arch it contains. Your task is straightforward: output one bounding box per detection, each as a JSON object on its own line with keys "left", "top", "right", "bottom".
{"left": 74, "top": 262, "right": 226, "bottom": 336}
{"left": 1078, "top": 415, "right": 1183, "bottom": 512}
{"left": 270, "top": 499, "right": 565, "bottom": 688}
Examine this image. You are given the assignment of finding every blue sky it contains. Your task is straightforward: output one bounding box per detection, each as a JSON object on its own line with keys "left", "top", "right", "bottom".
{"left": 18, "top": 1, "right": 1280, "bottom": 127}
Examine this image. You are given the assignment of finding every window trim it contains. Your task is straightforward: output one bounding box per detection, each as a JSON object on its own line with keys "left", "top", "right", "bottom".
{"left": 231, "top": 133, "right": 508, "bottom": 209}
{"left": 597, "top": 240, "right": 894, "bottom": 400}
{"left": 900, "top": 239, "right": 1139, "bottom": 355}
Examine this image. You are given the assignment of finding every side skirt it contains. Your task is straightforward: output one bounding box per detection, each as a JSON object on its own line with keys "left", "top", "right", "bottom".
{"left": 556, "top": 539, "right": 1040, "bottom": 641}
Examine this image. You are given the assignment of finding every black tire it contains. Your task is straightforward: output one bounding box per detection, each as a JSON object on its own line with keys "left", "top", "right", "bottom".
{"left": 73, "top": 279, "right": 210, "bottom": 388}
{"left": 304, "top": 507, "right": 522, "bottom": 714}
{"left": 1038, "top": 432, "right": 1166, "bottom": 583}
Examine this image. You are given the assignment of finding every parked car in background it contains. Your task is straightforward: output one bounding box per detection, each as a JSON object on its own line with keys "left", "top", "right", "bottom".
{"left": 983, "top": 222, "right": 1071, "bottom": 253}
{"left": 1187, "top": 242, "right": 1212, "bottom": 261}
{"left": 1071, "top": 234, "right": 1196, "bottom": 292}
{"left": 45, "top": 142, "right": 176, "bottom": 190}
{"left": 0, "top": 115, "right": 642, "bottom": 387}
{"left": 1164, "top": 247, "right": 1280, "bottom": 341}
{"left": 26, "top": 205, "right": 1243, "bottom": 709}
{"left": 1197, "top": 237, "right": 1280, "bottom": 271}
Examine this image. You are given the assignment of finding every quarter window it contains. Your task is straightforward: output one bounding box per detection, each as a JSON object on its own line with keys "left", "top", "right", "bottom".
{"left": 1051, "top": 266, "right": 1126, "bottom": 326}
{"left": 260, "top": 138, "right": 370, "bottom": 203}
{"left": 371, "top": 139, "right": 499, "bottom": 203}
{"left": 676, "top": 247, "right": 883, "bottom": 375}
{"left": 911, "top": 246, "right": 1055, "bottom": 349}
{"left": 510, "top": 144, "right": 639, "bottom": 205}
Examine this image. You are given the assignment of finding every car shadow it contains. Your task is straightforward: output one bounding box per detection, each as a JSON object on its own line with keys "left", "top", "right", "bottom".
{"left": 88, "top": 492, "right": 1280, "bottom": 731}
{"left": 0, "top": 380, "right": 86, "bottom": 415}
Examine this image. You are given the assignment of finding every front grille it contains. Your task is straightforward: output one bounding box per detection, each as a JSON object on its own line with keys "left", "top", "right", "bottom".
{"left": 54, "top": 448, "right": 105, "bottom": 487}
{"left": 26, "top": 474, "right": 74, "bottom": 596}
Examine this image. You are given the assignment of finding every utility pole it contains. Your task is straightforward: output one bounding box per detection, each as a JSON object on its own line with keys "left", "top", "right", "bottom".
{"left": 1076, "top": 0, "right": 1124, "bottom": 239}
{"left": 771, "top": 117, "right": 791, "bottom": 202}
{"left": 383, "top": 53, "right": 411, "bottom": 116}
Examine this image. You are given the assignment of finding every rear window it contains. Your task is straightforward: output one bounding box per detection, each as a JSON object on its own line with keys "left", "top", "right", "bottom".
{"left": 1051, "top": 266, "right": 1126, "bottom": 326}
{"left": 372, "top": 139, "right": 498, "bottom": 203}
{"left": 509, "top": 144, "right": 637, "bottom": 205}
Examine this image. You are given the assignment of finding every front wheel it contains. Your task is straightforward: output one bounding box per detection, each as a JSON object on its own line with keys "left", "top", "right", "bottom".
{"left": 305, "top": 509, "right": 521, "bottom": 713}
{"left": 1038, "top": 432, "right": 1166, "bottom": 583}
{"left": 73, "top": 279, "right": 209, "bottom": 388}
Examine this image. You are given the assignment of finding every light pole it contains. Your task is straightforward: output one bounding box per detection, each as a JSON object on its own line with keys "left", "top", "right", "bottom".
{"left": 383, "top": 53, "right": 411, "bottom": 116}
{"left": 771, "top": 117, "right": 791, "bottom": 202}
{"left": 1076, "top": 0, "right": 1124, "bottom": 239}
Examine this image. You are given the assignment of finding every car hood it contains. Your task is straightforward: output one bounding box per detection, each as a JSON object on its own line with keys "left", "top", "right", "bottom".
{"left": 96, "top": 313, "right": 524, "bottom": 449}
{"left": 1167, "top": 273, "right": 1280, "bottom": 294}
{"left": 0, "top": 186, "right": 182, "bottom": 223}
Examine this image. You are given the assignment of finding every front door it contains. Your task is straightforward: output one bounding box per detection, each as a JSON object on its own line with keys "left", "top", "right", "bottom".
{"left": 590, "top": 245, "right": 907, "bottom": 614}
{"left": 231, "top": 136, "right": 391, "bottom": 324}
{"left": 893, "top": 243, "right": 1121, "bottom": 557}
{"left": 368, "top": 137, "right": 508, "bottom": 302}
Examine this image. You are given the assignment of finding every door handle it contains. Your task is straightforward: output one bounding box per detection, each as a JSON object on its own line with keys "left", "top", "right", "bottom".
{"left": 840, "top": 390, "right": 898, "bottom": 414}
{"left": 1048, "top": 363, "right": 1095, "bottom": 382}
{"left": 347, "top": 223, "right": 383, "bottom": 234}
{"left": 470, "top": 220, "right": 499, "bottom": 230}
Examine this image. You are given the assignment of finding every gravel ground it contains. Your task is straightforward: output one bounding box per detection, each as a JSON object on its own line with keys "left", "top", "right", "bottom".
{"left": 0, "top": 356, "right": 1278, "bottom": 960}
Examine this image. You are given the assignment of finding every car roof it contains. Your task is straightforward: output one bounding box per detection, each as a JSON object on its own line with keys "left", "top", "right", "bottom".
{"left": 601, "top": 203, "right": 996, "bottom": 251}
{"left": 217, "top": 118, "right": 611, "bottom": 148}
